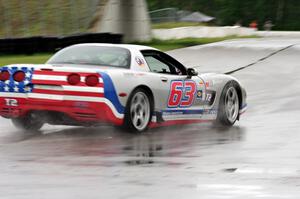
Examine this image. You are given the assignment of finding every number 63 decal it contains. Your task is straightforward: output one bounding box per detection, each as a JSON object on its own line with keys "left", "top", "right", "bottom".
{"left": 167, "top": 80, "right": 196, "bottom": 107}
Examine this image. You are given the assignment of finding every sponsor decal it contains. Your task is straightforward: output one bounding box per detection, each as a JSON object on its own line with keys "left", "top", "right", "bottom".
{"left": 199, "top": 80, "right": 212, "bottom": 88}
{"left": 135, "top": 57, "right": 145, "bottom": 66}
{"left": 74, "top": 102, "right": 89, "bottom": 108}
{"left": 205, "top": 80, "right": 213, "bottom": 88}
{"left": 162, "top": 111, "right": 184, "bottom": 116}
{"left": 196, "top": 90, "right": 202, "bottom": 99}
{"left": 205, "top": 82, "right": 210, "bottom": 88}
{"left": 204, "top": 90, "right": 216, "bottom": 105}
{"left": 4, "top": 98, "right": 18, "bottom": 106}
{"left": 123, "top": 72, "right": 134, "bottom": 77}
{"left": 123, "top": 72, "right": 145, "bottom": 77}
{"left": 205, "top": 93, "right": 212, "bottom": 102}
{"left": 204, "top": 109, "right": 217, "bottom": 115}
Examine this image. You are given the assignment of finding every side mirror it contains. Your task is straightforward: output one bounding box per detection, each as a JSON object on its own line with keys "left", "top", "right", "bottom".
{"left": 187, "top": 68, "right": 198, "bottom": 77}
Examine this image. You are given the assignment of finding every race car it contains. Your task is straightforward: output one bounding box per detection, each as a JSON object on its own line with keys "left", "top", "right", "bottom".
{"left": 0, "top": 44, "right": 247, "bottom": 132}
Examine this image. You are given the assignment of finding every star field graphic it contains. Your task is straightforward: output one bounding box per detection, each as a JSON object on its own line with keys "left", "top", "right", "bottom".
{"left": 0, "top": 66, "right": 34, "bottom": 93}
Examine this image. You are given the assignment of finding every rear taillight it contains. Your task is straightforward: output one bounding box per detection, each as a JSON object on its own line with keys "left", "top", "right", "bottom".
{"left": 67, "top": 73, "right": 80, "bottom": 85}
{"left": 13, "top": 71, "right": 25, "bottom": 82}
{"left": 85, "top": 75, "right": 99, "bottom": 87}
{"left": 0, "top": 70, "right": 10, "bottom": 81}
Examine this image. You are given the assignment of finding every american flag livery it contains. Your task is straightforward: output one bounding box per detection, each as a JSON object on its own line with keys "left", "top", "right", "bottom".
{"left": 31, "top": 69, "right": 104, "bottom": 100}
{"left": 0, "top": 66, "right": 34, "bottom": 93}
{"left": 0, "top": 66, "right": 104, "bottom": 101}
{"left": 0, "top": 65, "right": 124, "bottom": 124}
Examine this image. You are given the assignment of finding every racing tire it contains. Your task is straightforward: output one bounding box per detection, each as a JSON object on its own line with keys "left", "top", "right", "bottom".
{"left": 11, "top": 113, "right": 44, "bottom": 132}
{"left": 123, "top": 88, "right": 153, "bottom": 133}
{"left": 216, "top": 82, "right": 240, "bottom": 126}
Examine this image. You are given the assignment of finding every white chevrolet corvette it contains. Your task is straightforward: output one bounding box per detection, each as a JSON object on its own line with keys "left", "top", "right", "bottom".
{"left": 0, "top": 44, "right": 247, "bottom": 132}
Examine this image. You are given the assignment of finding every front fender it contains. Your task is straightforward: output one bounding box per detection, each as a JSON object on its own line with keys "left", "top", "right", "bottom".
{"left": 199, "top": 73, "right": 247, "bottom": 112}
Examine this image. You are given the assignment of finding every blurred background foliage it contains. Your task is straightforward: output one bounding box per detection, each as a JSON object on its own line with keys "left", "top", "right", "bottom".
{"left": 147, "top": 0, "right": 300, "bottom": 30}
{"left": 0, "top": 0, "right": 99, "bottom": 38}
{"left": 0, "top": 0, "right": 299, "bottom": 39}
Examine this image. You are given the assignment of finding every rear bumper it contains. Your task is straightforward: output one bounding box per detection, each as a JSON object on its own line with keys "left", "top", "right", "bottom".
{"left": 0, "top": 95, "right": 124, "bottom": 126}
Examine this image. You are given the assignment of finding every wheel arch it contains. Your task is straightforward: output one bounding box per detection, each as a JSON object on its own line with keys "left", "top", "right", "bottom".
{"left": 123, "top": 85, "right": 155, "bottom": 132}
{"left": 132, "top": 85, "right": 154, "bottom": 106}
{"left": 126, "top": 85, "right": 155, "bottom": 112}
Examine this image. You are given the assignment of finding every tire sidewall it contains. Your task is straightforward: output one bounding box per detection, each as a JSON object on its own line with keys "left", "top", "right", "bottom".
{"left": 217, "top": 81, "right": 240, "bottom": 126}
{"left": 11, "top": 115, "right": 43, "bottom": 132}
{"left": 123, "top": 88, "right": 153, "bottom": 132}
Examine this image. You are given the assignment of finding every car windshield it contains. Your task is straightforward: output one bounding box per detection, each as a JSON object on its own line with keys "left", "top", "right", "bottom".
{"left": 47, "top": 45, "right": 131, "bottom": 68}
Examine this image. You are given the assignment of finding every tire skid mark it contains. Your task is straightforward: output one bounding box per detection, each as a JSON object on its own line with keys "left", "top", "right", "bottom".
{"left": 225, "top": 44, "right": 295, "bottom": 75}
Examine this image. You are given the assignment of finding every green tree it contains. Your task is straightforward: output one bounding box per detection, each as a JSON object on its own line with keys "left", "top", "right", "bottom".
{"left": 147, "top": 0, "right": 300, "bottom": 30}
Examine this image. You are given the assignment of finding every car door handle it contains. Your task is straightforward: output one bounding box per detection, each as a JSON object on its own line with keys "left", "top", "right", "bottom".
{"left": 160, "top": 77, "right": 168, "bottom": 82}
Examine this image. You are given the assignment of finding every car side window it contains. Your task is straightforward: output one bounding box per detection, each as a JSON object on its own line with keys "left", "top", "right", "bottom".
{"left": 141, "top": 50, "right": 187, "bottom": 75}
{"left": 144, "top": 56, "right": 171, "bottom": 74}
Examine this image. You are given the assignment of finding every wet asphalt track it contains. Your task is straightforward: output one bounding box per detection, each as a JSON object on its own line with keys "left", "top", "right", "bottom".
{"left": 1, "top": 38, "right": 300, "bottom": 199}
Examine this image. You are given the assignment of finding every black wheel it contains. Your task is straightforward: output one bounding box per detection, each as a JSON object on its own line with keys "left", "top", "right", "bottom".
{"left": 11, "top": 113, "right": 44, "bottom": 132}
{"left": 123, "top": 88, "right": 153, "bottom": 132}
{"left": 216, "top": 82, "right": 240, "bottom": 126}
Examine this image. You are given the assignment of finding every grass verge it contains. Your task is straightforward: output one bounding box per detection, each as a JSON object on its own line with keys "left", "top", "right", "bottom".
{"left": 0, "top": 35, "right": 258, "bottom": 66}
{"left": 0, "top": 54, "right": 52, "bottom": 66}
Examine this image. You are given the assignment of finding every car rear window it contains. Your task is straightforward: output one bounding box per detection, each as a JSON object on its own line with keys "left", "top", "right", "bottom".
{"left": 47, "top": 45, "right": 131, "bottom": 68}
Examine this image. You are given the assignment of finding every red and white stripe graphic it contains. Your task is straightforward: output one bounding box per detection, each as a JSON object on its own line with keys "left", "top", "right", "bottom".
{"left": 30, "top": 70, "right": 104, "bottom": 100}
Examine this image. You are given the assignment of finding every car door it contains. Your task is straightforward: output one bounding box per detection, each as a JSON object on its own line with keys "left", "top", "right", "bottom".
{"left": 141, "top": 50, "right": 206, "bottom": 121}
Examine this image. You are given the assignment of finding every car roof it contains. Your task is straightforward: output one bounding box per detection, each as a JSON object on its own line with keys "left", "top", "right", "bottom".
{"left": 70, "top": 43, "right": 157, "bottom": 51}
